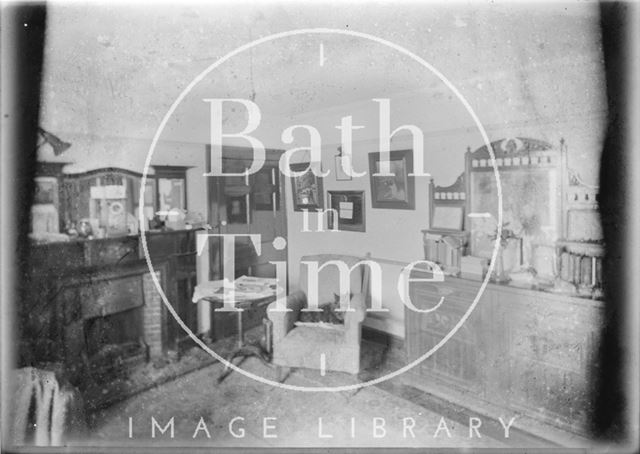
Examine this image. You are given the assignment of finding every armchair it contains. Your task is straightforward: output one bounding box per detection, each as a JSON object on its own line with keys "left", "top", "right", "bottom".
{"left": 267, "top": 254, "right": 367, "bottom": 376}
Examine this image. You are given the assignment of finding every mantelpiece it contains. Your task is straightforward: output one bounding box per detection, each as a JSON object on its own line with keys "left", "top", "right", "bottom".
{"left": 20, "top": 229, "right": 199, "bottom": 389}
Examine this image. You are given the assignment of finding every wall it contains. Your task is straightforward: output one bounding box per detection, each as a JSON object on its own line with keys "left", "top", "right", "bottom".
{"left": 285, "top": 135, "right": 430, "bottom": 337}
{"left": 282, "top": 45, "right": 607, "bottom": 338}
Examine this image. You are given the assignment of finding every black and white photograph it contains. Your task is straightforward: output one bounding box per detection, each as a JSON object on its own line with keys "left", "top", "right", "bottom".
{"left": 1, "top": 1, "right": 639, "bottom": 452}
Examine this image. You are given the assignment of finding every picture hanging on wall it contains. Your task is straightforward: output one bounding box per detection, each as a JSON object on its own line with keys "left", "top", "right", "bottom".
{"left": 327, "top": 190, "right": 366, "bottom": 232}
{"left": 290, "top": 162, "right": 324, "bottom": 212}
{"left": 368, "top": 149, "right": 415, "bottom": 209}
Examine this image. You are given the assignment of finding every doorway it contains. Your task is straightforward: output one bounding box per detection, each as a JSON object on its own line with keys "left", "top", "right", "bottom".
{"left": 205, "top": 145, "right": 288, "bottom": 339}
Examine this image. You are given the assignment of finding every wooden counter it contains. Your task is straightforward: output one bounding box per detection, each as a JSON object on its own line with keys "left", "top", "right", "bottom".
{"left": 405, "top": 271, "right": 603, "bottom": 437}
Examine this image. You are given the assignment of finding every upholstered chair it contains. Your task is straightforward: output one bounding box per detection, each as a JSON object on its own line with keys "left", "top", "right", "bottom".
{"left": 267, "top": 254, "right": 367, "bottom": 378}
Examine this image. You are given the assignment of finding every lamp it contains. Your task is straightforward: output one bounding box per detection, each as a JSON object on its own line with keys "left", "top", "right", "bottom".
{"left": 38, "top": 127, "right": 71, "bottom": 156}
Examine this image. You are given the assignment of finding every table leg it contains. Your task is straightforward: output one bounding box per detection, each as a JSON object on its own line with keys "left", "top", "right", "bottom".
{"left": 263, "top": 318, "right": 272, "bottom": 354}
{"left": 236, "top": 310, "right": 244, "bottom": 349}
{"left": 217, "top": 299, "right": 274, "bottom": 384}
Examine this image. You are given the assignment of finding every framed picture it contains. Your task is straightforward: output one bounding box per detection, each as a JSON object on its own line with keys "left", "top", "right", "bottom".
{"left": 368, "top": 149, "right": 415, "bottom": 209}
{"left": 33, "top": 177, "right": 58, "bottom": 205}
{"left": 431, "top": 205, "right": 465, "bottom": 231}
{"left": 290, "top": 163, "right": 324, "bottom": 211}
{"left": 327, "top": 190, "right": 365, "bottom": 232}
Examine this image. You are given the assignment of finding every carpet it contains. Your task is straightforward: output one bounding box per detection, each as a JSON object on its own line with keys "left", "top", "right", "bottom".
{"left": 81, "top": 356, "right": 508, "bottom": 449}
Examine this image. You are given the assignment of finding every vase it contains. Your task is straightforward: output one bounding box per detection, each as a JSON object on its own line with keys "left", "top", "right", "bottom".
{"left": 491, "top": 246, "right": 511, "bottom": 284}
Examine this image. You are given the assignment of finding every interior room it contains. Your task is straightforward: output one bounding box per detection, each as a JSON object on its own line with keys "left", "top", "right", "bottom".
{"left": 5, "top": 1, "right": 635, "bottom": 450}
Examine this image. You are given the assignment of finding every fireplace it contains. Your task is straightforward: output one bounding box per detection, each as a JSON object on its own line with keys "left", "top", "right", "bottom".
{"left": 43, "top": 263, "right": 170, "bottom": 386}
{"left": 21, "top": 232, "right": 197, "bottom": 400}
{"left": 84, "top": 307, "right": 147, "bottom": 380}
{"left": 79, "top": 271, "right": 166, "bottom": 383}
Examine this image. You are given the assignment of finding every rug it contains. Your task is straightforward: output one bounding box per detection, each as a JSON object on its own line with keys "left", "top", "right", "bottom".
{"left": 81, "top": 357, "right": 507, "bottom": 449}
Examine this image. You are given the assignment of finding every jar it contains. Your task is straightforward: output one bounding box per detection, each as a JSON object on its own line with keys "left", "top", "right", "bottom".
{"left": 77, "top": 219, "right": 93, "bottom": 238}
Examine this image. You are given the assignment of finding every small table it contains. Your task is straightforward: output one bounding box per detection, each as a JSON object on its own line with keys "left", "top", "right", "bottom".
{"left": 195, "top": 284, "right": 276, "bottom": 383}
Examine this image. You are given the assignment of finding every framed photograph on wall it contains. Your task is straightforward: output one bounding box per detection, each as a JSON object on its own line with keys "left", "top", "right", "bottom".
{"left": 327, "top": 190, "right": 365, "bottom": 232}
{"left": 290, "top": 163, "right": 324, "bottom": 212}
{"left": 368, "top": 149, "right": 415, "bottom": 209}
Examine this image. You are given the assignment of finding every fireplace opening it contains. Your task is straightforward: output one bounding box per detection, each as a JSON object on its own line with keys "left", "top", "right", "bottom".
{"left": 83, "top": 307, "right": 148, "bottom": 382}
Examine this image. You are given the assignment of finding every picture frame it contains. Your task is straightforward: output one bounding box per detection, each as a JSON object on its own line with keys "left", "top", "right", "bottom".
{"left": 226, "top": 195, "right": 248, "bottom": 224}
{"left": 368, "top": 149, "right": 415, "bottom": 209}
{"left": 327, "top": 190, "right": 366, "bottom": 232}
{"left": 33, "top": 176, "right": 58, "bottom": 205}
{"left": 290, "top": 162, "right": 324, "bottom": 212}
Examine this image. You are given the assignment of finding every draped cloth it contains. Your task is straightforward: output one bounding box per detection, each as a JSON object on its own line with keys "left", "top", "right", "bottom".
{"left": 9, "top": 367, "right": 85, "bottom": 446}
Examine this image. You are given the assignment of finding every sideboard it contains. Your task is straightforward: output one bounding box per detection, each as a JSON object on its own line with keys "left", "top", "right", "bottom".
{"left": 405, "top": 269, "right": 603, "bottom": 436}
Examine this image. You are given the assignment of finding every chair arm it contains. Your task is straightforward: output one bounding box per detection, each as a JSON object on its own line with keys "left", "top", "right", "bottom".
{"left": 344, "top": 292, "right": 366, "bottom": 344}
{"left": 267, "top": 290, "right": 306, "bottom": 343}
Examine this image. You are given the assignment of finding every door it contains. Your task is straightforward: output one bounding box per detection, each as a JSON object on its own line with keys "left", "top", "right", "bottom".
{"left": 205, "top": 145, "right": 288, "bottom": 339}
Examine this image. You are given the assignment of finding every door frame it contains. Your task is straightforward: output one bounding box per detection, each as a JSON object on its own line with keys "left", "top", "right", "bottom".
{"left": 204, "top": 144, "right": 288, "bottom": 280}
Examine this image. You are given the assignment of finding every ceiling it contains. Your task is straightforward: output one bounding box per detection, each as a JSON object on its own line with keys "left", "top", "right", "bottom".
{"left": 40, "top": 1, "right": 604, "bottom": 144}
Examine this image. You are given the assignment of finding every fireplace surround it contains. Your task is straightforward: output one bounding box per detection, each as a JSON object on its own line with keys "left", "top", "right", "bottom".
{"left": 20, "top": 230, "right": 199, "bottom": 394}
{"left": 27, "top": 261, "right": 169, "bottom": 385}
